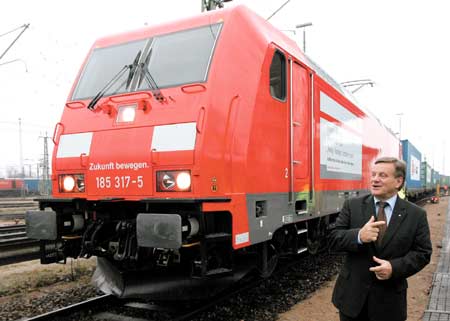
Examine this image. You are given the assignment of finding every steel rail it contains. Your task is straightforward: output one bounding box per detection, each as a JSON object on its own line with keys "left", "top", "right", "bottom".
{"left": 22, "top": 294, "right": 116, "bottom": 321}
{"left": 0, "top": 224, "right": 40, "bottom": 265}
{"left": 0, "top": 223, "right": 26, "bottom": 231}
{"left": 0, "top": 201, "right": 37, "bottom": 208}
{"left": 0, "top": 213, "right": 25, "bottom": 220}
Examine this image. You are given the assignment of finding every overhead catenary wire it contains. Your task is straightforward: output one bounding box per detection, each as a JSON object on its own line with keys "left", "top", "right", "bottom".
{"left": 266, "top": 0, "right": 291, "bottom": 21}
{"left": 0, "top": 23, "right": 30, "bottom": 61}
{"left": 341, "top": 79, "right": 375, "bottom": 94}
{"left": 0, "top": 24, "right": 28, "bottom": 38}
{"left": 0, "top": 58, "right": 28, "bottom": 71}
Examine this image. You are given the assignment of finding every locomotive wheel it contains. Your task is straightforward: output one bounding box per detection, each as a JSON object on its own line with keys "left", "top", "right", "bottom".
{"left": 307, "top": 237, "right": 320, "bottom": 255}
{"left": 307, "top": 220, "right": 327, "bottom": 255}
{"left": 206, "top": 245, "right": 231, "bottom": 271}
{"left": 258, "top": 242, "right": 279, "bottom": 278}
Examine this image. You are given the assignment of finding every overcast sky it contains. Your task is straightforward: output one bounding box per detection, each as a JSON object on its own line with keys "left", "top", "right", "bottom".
{"left": 1, "top": 0, "right": 449, "bottom": 178}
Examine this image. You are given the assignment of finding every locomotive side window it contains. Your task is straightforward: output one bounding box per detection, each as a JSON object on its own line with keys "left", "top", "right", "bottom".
{"left": 270, "top": 51, "right": 286, "bottom": 101}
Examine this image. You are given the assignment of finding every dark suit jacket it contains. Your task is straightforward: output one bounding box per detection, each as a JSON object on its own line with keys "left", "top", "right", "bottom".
{"left": 330, "top": 194, "right": 432, "bottom": 321}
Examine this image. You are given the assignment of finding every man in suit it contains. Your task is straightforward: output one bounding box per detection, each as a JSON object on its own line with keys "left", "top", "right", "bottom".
{"left": 330, "top": 157, "right": 432, "bottom": 321}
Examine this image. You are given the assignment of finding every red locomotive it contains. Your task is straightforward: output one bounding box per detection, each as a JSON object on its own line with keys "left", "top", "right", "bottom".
{"left": 0, "top": 178, "right": 25, "bottom": 197}
{"left": 26, "top": 5, "right": 399, "bottom": 299}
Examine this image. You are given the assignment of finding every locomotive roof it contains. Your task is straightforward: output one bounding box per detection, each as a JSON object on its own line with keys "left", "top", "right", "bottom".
{"left": 91, "top": 5, "right": 370, "bottom": 120}
{"left": 92, "top": 5, "right": 347, "bottom": 96}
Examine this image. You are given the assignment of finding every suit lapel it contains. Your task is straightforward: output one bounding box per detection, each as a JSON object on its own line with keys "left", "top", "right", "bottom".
{"left": 379, "top": 197, "right": 408, "bottom": 251}
{"left": 362, "top": 196, "right": 379, "bottom": 256}
{"left": 362, "top": 195, "right": 375, "bottom": 224}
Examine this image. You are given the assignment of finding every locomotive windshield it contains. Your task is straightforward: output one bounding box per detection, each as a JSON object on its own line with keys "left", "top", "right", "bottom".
{"left": 72, "top": 23, "right": 222, "bottom": 100}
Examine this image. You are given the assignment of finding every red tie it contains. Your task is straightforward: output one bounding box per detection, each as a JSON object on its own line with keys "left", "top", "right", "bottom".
{"left": 376, "top": 201, "right": 388, "bottom": 245}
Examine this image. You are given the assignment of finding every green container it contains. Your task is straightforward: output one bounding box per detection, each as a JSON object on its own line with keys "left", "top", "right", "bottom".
{"left": 420, "top": 162, "right": 432, "bottom": 190}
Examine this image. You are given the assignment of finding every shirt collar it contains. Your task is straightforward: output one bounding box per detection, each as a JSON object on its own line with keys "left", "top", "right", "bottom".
{"left": 374, "top": 194, "right": 397, "bottom": 209}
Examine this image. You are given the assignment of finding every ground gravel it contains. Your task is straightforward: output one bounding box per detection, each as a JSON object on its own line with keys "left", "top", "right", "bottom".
{"left": 190, "top": 252, "right": 343, "bottom": 321}
{"left": 0, "top": 283, "right": 97, "bottom": 321}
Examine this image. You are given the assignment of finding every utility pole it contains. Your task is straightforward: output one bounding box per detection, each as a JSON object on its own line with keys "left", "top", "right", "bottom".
{"left": 443, "top": 140, "right": 446, "bottom": 175}
{"left": 396, "top": 113, "right": 404, "bottom": 140}
{"left": 295, "top": 22, "right": 313, "bottom": 53}
{"left": 39, "top": 133, "right": 51, "bottom": 195}
{"left": 18, "top": 118, "right": 24, "bottom": 178}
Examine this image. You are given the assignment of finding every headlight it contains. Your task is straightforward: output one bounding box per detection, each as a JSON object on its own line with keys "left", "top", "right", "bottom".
{"left": 156, "top": 170, "right": 191, "bottom": 192}
{"left": 176, "top": 172, "right": 191, "bottom": 190}
{"left": 116, "top": 104, "right": 137, "bottom": 123}
{"left": 59, "top": 174, "right": 85, "bottom": 193}
{"left": 63, "top": 176, "right": 75, "bottom": 192}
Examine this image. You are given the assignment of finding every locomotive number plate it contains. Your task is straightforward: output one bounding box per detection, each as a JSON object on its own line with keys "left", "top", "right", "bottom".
{"left": 95, "top": 175, "right": 144, "bottom": 189}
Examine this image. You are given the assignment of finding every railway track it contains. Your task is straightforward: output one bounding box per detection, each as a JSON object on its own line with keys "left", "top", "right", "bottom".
{"left": 22, "top": 294, "right": 116, "bottom": 321}
{"left": 0, "top": 198, "right": 39, "bottom": 265}
{"left": 21, "top": 252, "right": 316, "bottom": 321}
{"left": 0, "top": 201, "right": 37, "bottom": 208}
{"left": 0, "top": 213, "right": 25, "bottom": 220}
{"left": 0, "top": 198, "right": 38, "bottom": 223}
{"left": 0, "top": 224, "right": 41, "bottom": 265}
{"left": 0, "top": 197, "right": 38, "bottom": 209}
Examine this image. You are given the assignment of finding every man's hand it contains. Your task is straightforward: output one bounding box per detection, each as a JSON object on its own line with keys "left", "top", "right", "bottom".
{"left": 359, "top": 216, "right": 386, "bottom": 243}
{"left": 369, "top": 256, "right": 393, "bottom": 280}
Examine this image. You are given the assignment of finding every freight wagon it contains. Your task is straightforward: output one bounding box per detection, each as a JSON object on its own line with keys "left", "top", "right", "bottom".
{"left": 433, "top": 170, "right": 440, "bottom": 187}
{"left": 421, "top": 161, "right": 433, "bottom": 192}
{"left": 400, "top": 140, "right": 423, "bottom": 201}
{"left": 0, "top": 178, "right": 25, "bottom": 197}
{"left": 441, "top": 175, "right": 450, "bottom": 195}
{"left": 441, "top": 175, "right": 450, "bottom": 187}
{"left": 23, "top": 178, "right": 52, "bottom": 195}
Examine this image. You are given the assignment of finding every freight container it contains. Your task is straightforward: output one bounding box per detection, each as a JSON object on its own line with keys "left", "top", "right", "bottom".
{"left": 433, "top": 170, "right": 440, "bottom": 186}
{"left": 441, "top": 175, "right": 450, "bottom": 187}
{"left": 401, "top": 140, "right": 422, "bottom": 195}
{"left": 23, "top": 178, "right": 52, "bottom": 195}
{"left": 24, "top": 178, "right": 40, "bottom": 194}
{"left": 421, "top": 161, "right": 432, "bottom": 191}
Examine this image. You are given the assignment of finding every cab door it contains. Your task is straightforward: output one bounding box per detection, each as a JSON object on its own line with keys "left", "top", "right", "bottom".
{"left": 289, "top": 61, "right": 311, "bottom": 207}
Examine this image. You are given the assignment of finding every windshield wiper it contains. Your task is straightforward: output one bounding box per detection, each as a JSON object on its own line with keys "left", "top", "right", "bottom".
{"left": 138, "top": 48, "right": 165, "bottom": 101}
{"left": 87, "top": 63, "right": 133, "bottom": 111}
{"left": 126, "top": 50, "right": 142, "bottom": 89}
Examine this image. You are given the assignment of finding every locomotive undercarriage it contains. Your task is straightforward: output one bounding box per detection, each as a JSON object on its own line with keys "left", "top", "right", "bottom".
{"left": 27, "top": 198, "right": 331, "bottom": 298}
{"left": 28, "top": 199, "right": 234, "bottom": 279}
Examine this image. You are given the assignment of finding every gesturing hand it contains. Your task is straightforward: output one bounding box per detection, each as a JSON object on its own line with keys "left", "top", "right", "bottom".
{"left": 359, "top": 216, "right": 386, "bottom": 243}
{"left": 369, "top": 256, "right": 393, "bottom": 280}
